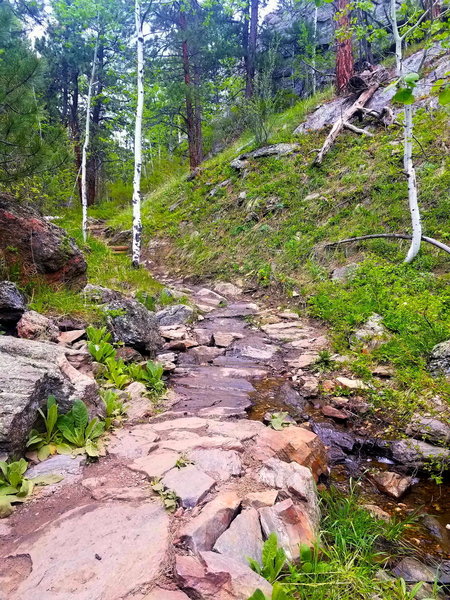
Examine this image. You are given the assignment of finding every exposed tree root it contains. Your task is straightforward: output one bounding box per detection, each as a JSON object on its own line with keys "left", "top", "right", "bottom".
{"left": 322, "top": 233, "right": 450, "bottom": 255}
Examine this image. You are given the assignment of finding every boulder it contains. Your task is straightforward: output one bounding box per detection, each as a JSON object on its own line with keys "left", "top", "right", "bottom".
{"left": 391, "top": 438, "right": 450, "bottom": 469}
{"left": 84, "top": 284, "right": 162, "bottom": 354}
{"left": 0, "top": 281, "right": 26, "bottom": 327}
{"left": 156, "top": 304, "right": 195, "bottom": 326}
{"left": 370, "top": 471, "right": 413, "bottom": 499}
{"left": 213, "top": 507, "right": 264, "bottom": 564}
{"left": 0, "top": 193, "right": 87, "bottom": 288}
{"left": 5, "top": 502, "right": 170, "bottom": 600}
{"left": 178, "top": 491, "right": 241, "bottom": 553}
{"left": 392, "top": 557, "right": 449, "bottom": 584}
{"left": 429, "top": 340, "right": 450, "bottom": 378}
{"left": 259, "top": 498, "right": 316, "bottom": 560}
{"left": 214, "top": 282, "right": 242, "bottom": 298}
{"left": 0, "top": 335, "right": 99, "bottom": 456}
{"left": 16, "top": 310, "right": 59, "bottom": 342}
{"left": 406, "top": 414, "right": 450, "bottom": 446}
{"left": 175, "top": 552, "right": 272, "bottom": 600}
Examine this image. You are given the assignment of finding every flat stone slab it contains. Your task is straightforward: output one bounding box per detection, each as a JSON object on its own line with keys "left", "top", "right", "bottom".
{"left": 160, "top": 436, "right": 244, "bottom": 453}
{"left": 129, "top": 450, "right": 180, "bottom": 479}
{"left": 107, "top": 426, "right": 160, "bottom": 459}
{"left": 179, "top": 491, "right": 241, "bottom": 552}
{"left": 162, "top": 465, "right": 216, "bottom": 508}
{"left": 188, "top": 449, "right": 243, "bottom": 481}
{"left": 6, "top": 502, "right": 169, "bottom": 600}
{"left": 213, "top": 507, "right": 263, "bottom": 564}
{"left": 150, "top": 417, "right": 209, "bottom": 432}
{"left": 144, "top": 589, "right": 190, "bottom": 600}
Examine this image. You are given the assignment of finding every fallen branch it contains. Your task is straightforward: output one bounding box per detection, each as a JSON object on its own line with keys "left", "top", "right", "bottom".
{"left": 322, "top": 233, "right": 450, "bottom": 255}
{"left": 343, "top": 122, "right": 374, "bottom": 136}
{"left": 314, "top": 84, "right": 380, "bottom": 165}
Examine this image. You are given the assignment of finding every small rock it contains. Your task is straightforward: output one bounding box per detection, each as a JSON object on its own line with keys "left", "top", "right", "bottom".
{"left": 230, "top": 157, "right": 249, "bottom": 171}
{"left": 212, "top": 332, "right": 243, "bottom": 348}
{"left": 259, "top": 499, "right": 316, "bottom": 560}
{"left": 57, "top": 329, "right": 85, "bottom": 345}
{"left": 195, "top": 288, "right": 227, "bottom": 311}
{"left": 244, "top": 490, "right": 279, "bottom": 509}
{"left": 287, "top": 353, "right": 319, "bottom": 369}
{"left": 392, "top": 558, "right": 442, "bottom": 583}
{"left": 156, "top": 305, "right": 194, "bottom": 326}
{"left": 406, "top": 414, "right": 450, "bottom": 445}
{"left": 214, "top": 282, "right": 242, "bottom": 298}
{"left": 164, "top": 339, "right": 198, "bottom": 351}
{"left": 26, "top": 454, "right": 84, "bottom": 479}
{"left": 335, "top": 376, "right": 369, "bottom": 391}
{"left": 299, "top": 375, "right": 319, "bottom": 397}
{"left": 162, "top": 465, "right": 216, "bottom": 508}
{"left": 214, "top": 507, "right": 263, "bottom": 564}
{"left": 321, "top": 405, "right": 349, "bottom": 420}
{"left": 185, "top": 346, "right": 224, "bottom": 364}
{"left": 0, "top": 281, "right": 27, "bottom": 325}
{"left": 371, "top": 471, "right": 413, "bottom": 499}
{"left": 159, "top": 325, "right": 189, "bottom": 340}
{"left": 193, "top": 329, "right": 214, "bottom": 346}
{"left": 17, "top": 310, "right": 59, "bottom": 342}
{"left": 371, "top": 365, "right": 394, "bottom": 378}
{"left": 363, "top": 504, "right": 391, "bottom": 522}
{"left": 178, "top": 491, "right": 241, "bottom": 552}
{"left": 331, "top": 263, "right": 359, "bottom": 281}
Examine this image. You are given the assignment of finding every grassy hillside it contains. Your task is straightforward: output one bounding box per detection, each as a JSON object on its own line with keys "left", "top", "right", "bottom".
{"left": 101, "top": 88, "right": 450, "bottom": 424}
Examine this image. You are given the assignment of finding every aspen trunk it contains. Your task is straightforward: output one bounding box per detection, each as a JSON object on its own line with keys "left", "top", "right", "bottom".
{"left": 132, "top": 0, "right": 144, "bottom": 267}
{"left": 81, "top": 37, "right": 98, "bottom": 242}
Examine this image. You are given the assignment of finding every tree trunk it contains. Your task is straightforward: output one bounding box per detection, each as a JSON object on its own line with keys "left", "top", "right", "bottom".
{"left": 81, "top": 37, "right": 99, "bottom": 242}
{"left": 335, "top": 0, "right": 353, "bottom": 93}
{"left": 69, "top": 71, "right": 82, "bottom": 203}
{"left": 132, "top": 0, "right": 144, "bottom": 267}
{"left": 311, "top": 5, "right": 318, "bottom": 95}
{"left": 245, "top": 0, "right": 258, "bottom": 98}
{"left": 87, "top": 42, "right": 105, "bottom": 207}
{"left": 179, "top": 9, "right": 202, "bottom": 171}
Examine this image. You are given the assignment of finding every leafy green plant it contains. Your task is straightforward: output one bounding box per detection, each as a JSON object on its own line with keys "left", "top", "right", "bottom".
{"left": 26, "top": 396, "right": 71, "bottom": 460}
{"left": 313, "top": 350, "right": 336, "bottom": 372}
{"left": 249, "top": 533, "right": 287, "bottom": 583}
{"left": 86, "top": 325, "right": 112, "bottom": 345}
{"left": 175, "top": 455, "right": 193, "bottom": 469}
{"left": 268, "top": 412, "right": 291, "bottom": 431}
{"left": 151, "top": 478, "right": 178, "bottom": 512}
{"left": 101, "top": 389, "right": 127, "bottom": 430}
{"left": 104, "top": 357, "right": 131, "bottom": 389}
{"left": 86, "top": 325, "right": 117, "bottom": 363}
{"left": 248, "top": 583, "right": 289, "bottom": 600}
{"left": 0, "top": 459, "right": 62, "bottom": 517}
{"left": 57, "top": 399, "right": 105, "bottom": 457}
{"left": 127, "top": 360, "right": 165, "bottom": 394}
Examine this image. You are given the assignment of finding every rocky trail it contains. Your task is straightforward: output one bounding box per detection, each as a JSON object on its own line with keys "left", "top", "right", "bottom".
{"left": 1, "top": 231, "right": 450, "bottom": 598}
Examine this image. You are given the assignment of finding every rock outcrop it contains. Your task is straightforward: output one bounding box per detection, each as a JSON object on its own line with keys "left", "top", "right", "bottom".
{"left": 429, "top": 339, "right": 450, "bottom": 379}
{"left": 84, "top": 284, "right": 162, "bottom": 354}
{"left": 0, "top": 335, "right": 98, "bottom": 456}
{"left": 0, "top": 193, "right": 87, "bottom": 288}
{"left": 0, "top": 281, "right": 26, "bottom": 330}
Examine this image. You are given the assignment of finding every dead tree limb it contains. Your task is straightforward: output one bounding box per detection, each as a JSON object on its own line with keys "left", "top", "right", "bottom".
{"left": 314, "top": 84, "right": 380, "bottom": 165}
{"left": 322, "top": 233, "right": 450, "bottom": 255}
{"left": 343, "top": 122, "right": 374, "bottom": 136}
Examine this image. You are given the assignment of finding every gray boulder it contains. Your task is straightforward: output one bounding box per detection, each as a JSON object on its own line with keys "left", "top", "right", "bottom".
{"left": 0, "top": 281, "right": 26, "bottom": 326}
{"left": 156, "top": 304, "right": 194, "bottom": 326}
{"left": 406, "top": 414, "right": 450, "bottom": 446}
{"left": 391, "top": 438, "right": 450, "bottom": 469}
{"left": 392, "top": 557, "right": 450, "bottom": 584}
{"left": 84, "top": 284, "right": 162, "bottom": 355}
{"left": 429, "top": 340, "right": 450, "bottom": 378}
{"left": 0, "top": 335, "right": 98, "bottom": 456}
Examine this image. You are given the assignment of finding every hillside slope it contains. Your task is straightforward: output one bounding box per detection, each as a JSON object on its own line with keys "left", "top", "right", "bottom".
{"left": 104, "top": 47, "right": 450, "bottom": 423}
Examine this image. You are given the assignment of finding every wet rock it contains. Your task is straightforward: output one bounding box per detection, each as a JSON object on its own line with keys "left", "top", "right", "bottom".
{"left": 335, "top": 376, "right": 369, "bottom": 391}
{"left": 254, "top": 425, "right": 327, "bottom": 480}
{"left": 391, "top": 438, "right": 450, "bottom": 469}
{"left": 178, "top": 491, "right": 241, "bottom": 552}
{"left": 156, "top": 304, "right": 194, "bottom": 326}
{"left": 258, "top": 457, "right": 320, "bottom": 526}
{"left": 57, "top": 329, "right": 85, "bottom": 345}
{"left": 406, "top": 414, "right": 450, "bottom": 446}
{"left": 175, "top": 551, "right": 272, "bottom": 600}
{"left": 352, "top": 314, "right": 388, "bottom": 349}
{"left": 145, "top": 589, "right": 190, "bottom": 600}
{"left": 0, "top": 281, "right": 26, "bottom": 326}
{"left": 370, "top": 471, "right": 413, "bottom": 499}
{"left": 363, "top": 504, "right": 391, "bottom": 521}
{"left": 7, "top": 502, "right": 169, "bottom": 600}
{"left": 0, "top": 193, "right": 87, "bottom": 288}
{"left": 421, "top": 514, "right": 450, "bottom": 545}
{"left": 0, "top": 335, "right": 98, "bottom": 456}
{"left": 129, "top": 450, "right": 180, "bottom": 479}
{"left": 429, "top": 340, "right": 450, "bottom": 378}
{"left": 162, "top": 465, "right": 216, "bottom": 508}
{"left": 244, "top": 490, "right": 279, "bottom": 509}
{"left": 331, "top": 263, "right": 359, "bottom": 281}
{"left": 391, "top": 557, "right": 445, "bottom": 584}
{"left": 321, "top": 405, "right": 349, "bottom": 421}
{"left": 259, "top": 499, "right": 316, "bottom": 560}
{"left": 213, "top": 507, "right": 263, "bottom": 564}
{"left": 310, "top": 422, "right": 355, "bottom": 464}
{"left": 214, "top": 282, "right": 242, "bottom": 297}
{"left": 188, "top": 449, "right": 243, "bottom": 481}
{"left": 16, "top": 310, "right": 59, "bottom": 342}
{"left": 84, "top": 284, "right": 162, "bottom": 354}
